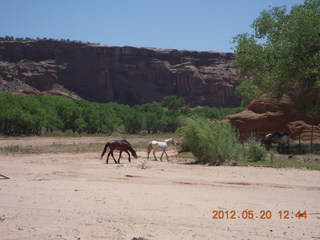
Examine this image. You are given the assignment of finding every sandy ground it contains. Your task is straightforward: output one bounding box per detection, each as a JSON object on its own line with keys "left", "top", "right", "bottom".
{"left": 0, "top": 137, "right": 320, "bottom": 240}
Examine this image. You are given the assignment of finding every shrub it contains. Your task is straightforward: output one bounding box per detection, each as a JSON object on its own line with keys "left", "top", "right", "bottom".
{"left": 243, "top": 138, "right": 268, "bottom": 162}
{"left": 177, "top": 117, "right": 241, "bottom": 165}
{"left": 138, "top": 130, "right": 148, "bottom": 136}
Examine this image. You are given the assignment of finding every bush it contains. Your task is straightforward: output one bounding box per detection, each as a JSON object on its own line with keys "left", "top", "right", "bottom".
{"left": 243, "top": 138, "right": 268, "bottom": 162}
{"left": 177, "top": 117, "right": 241, "bottom": 165}
{"left": 138, "top": 130, "right": 148, "bottom": 136}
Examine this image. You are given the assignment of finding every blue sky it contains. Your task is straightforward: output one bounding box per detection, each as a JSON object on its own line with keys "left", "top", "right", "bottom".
{"left": 1, "top": 0, "right": 305, "bottom": 52}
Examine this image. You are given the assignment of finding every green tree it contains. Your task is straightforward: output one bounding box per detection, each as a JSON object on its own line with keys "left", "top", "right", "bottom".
{"left": 54, "top": 97, "right": 85, "bottom": 132}
{"left": 161, "top": 96, "right": 187, "bottom": 111}
{"left": 136, "top": 102, "right": 163, "bottom": 133}
{"left": 95, "top": 103, "right": 120, "bottom": 135}
{"left": 38, "top": 95, "right": 63, "bottom": 132}
{"left": 159, "top": 114, "right": 179, "bottom": 133}
{"left": 233, "top": 0, "right": 320, "bottom": 114}
{"left": 124, "top": 111, "right": 143, "bottom": 134}
{"left": 76, "top": 101, "right": 100, "bottom": 133}
{"left": 144, "top": 112, "right": 160, "bottom": 133}
{"left": 0, "top": 93, "right": 45, "bottom": 135}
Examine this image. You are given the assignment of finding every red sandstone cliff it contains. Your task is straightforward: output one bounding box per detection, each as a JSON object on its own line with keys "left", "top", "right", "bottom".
{"left": 224, "top": 94, "right": 320, "bottom": 140}
{"left": 0, "top": 40, "right": 240, "bottom": 107}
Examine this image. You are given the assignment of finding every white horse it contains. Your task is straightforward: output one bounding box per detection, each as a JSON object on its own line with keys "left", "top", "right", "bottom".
{"left": 147, "top": 138, "right": 177, "bottom": 161}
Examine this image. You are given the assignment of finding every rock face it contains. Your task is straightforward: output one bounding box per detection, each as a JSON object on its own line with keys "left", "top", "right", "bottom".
{"left": 0, "top": 40, "right": 240, "bottom": 107}
{"left": 224, "top": 94, "right": 320, "bottom": 140}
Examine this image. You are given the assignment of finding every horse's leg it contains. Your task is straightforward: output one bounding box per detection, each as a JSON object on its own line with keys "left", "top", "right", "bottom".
{"left": 110, "top": 151, "right": 117, "bottom": 164}
{"left": 117, "top": 151, "right": 122, "bottom": 164}
{"left": 160, "top": 150, "right": 165, "bottom": 161}
{"left": 147, "top": 144, "right": 152, "bottom": 160}
{"left": 125, "top": 150, "right": 131, "bottom": 162}
{"left": 285, "top": 145, "right": 288, "bottom": 154}
{"left": 164, "top": 150, "right": 169, "bottom": 161}
{"left": 284, "top": 142, "right": 288, "bottom": 154}
{"left": 153, "top": 150, "right": 157, "bottom": 161}
{"left": 106, "top": 151, "right": 112, "bottom": 164}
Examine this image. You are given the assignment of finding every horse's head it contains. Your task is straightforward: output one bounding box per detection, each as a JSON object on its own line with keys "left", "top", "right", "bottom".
{"left": 265, "top": 132, "right": 282, "bottom": 143}
{"left": 165, "top": 138, "right": 177, "bottom": 146}
{"left": 172, "top": 138, "right": 177, "bottom": 146}
{"left": 127, "top": 145, "right": 138, "bottom": 158}
{"left": 265, "top": 133, "right": 273, "bottom": 141}
{"left": 132, "top": 150, "right": 138, "bottom": 158}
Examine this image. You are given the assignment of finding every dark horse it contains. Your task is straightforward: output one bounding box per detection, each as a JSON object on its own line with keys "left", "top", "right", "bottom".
{"left": 100, "top": 139, "right": 138, "bottom": 164}
{"left": 263, "top": 131, "right": 290, "bottom": 153}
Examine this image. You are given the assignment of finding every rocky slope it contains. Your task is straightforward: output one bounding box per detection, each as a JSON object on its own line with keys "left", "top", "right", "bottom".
{"left": 0, "top": 40, "right": 240, "bottom": 107}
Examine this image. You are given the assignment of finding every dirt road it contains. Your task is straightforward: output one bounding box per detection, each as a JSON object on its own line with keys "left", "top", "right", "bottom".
{"left": 0, "top": 137, "right": 319, "bottom": 240}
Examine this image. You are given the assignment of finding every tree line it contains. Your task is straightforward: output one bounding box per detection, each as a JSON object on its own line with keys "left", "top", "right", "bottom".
{"left": 0, "top": 36, "right": 95, "bottom": 44}
{"left": 0, "top": 93, "right": 243, "bottom": 136}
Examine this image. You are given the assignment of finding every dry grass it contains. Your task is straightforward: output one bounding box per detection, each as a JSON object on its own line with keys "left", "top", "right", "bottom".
{"left": 0, "top": 143, "right": 104, "bottom": 154}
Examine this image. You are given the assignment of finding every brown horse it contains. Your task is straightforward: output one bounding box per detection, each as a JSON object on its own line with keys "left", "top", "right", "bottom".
{"left": 100, "top": 139, "right": 138, "bottom": 164}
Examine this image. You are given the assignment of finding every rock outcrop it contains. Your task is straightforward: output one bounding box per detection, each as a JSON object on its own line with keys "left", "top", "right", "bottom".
{"left": 0, "top": 40, "right": 240, "bottom": 107}
{"left": 224, "top": 94, "right": 320, "bottom": 140}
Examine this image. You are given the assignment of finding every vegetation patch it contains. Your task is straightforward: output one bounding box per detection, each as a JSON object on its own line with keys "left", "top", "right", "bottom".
{"left": 177, "top": 117, "right": 320, "bottom": 170}
{"left": 178, "top": 117, "right": 243, "bottom": 165}
{"left": 0, "top": 93, "right": 243, "bottom": 136}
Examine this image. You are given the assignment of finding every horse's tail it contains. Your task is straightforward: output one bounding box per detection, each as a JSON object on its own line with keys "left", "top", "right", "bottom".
{"left": 100, "top": 142, "right": 110, "bottom": 159}
{"left": 128, "top": 146, "right": 138, "bottom": 158}
{"left": 147, "top": 142, "right": 153, "bottom": 154}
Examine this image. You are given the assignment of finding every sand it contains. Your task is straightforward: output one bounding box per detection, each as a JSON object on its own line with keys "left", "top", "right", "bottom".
{"left": 0, "top": 137, "right": 319, "bottom": 240}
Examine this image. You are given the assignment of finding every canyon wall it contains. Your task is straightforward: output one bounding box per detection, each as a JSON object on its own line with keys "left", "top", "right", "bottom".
{"left": 0, "top": 40, "right": 240, "bottom": 107}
